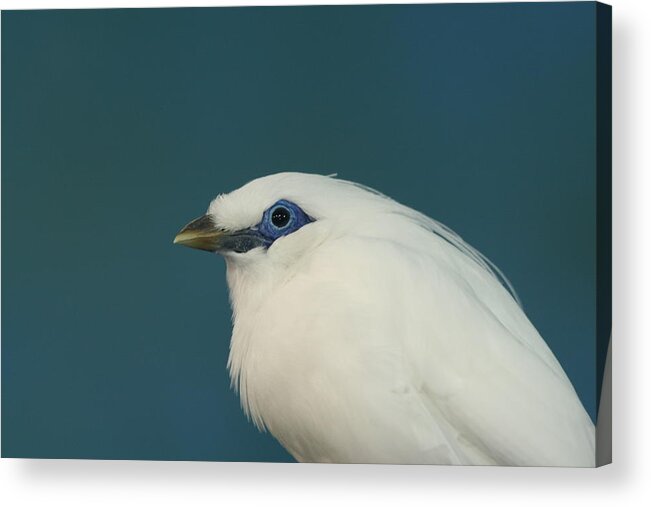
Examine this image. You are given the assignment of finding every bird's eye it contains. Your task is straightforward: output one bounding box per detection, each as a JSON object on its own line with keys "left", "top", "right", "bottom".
{"left": 257, "top": 199, "right": 313, "bottom": 242}
{"left": 271, "top": 206, "right": 291, "bottom": 228}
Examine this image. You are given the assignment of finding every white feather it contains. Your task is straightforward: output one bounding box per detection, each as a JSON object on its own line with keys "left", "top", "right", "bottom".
{"left": 207, "top": 172, "right": 595, "bottom": 466}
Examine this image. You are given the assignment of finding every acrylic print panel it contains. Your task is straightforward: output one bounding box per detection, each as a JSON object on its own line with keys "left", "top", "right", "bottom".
{"left": 1, "top": 2, "right": 611, "bottom": 466}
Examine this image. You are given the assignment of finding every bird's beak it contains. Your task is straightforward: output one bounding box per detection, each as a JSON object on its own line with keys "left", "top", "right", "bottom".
{"left": 174, "top": 215, "right": 270, "bottom": 254}
{"left": 173, "top": 215, "right": 225, "bottom": 252}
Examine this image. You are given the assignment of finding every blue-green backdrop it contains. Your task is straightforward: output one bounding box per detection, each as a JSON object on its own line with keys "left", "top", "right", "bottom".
{"left": 2, "top": 2, "right": 599, "bottom": 461}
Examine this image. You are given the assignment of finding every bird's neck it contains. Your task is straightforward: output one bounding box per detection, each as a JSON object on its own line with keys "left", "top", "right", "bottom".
{"left": 225, "top": 257, "right": 277, "bottom": 323}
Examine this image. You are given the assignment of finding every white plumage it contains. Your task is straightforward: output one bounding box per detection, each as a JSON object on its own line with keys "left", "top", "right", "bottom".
{"left": 177, "top": 172, "right": 595, "bottom": 466}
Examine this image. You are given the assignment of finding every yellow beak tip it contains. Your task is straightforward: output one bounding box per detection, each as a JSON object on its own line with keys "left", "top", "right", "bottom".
{"left": 173, "top": 217, "right": 223, "bottom": 252}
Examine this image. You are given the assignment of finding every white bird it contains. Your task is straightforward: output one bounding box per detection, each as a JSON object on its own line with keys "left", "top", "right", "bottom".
{"left": 174, "top": 172, "right": 595, "bottom": 466}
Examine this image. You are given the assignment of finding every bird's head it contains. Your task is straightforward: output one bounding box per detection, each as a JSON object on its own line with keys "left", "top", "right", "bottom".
{"left": 173, "top": 172, "right": 393, "bottom": 267}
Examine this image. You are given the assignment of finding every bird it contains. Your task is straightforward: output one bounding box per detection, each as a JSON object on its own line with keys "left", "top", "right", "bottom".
{"left": 174, "top": 172, "right": 595, "bottom": 466}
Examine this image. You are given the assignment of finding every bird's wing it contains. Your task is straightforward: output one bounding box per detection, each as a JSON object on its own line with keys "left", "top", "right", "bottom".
{"left": 306, "top": 232, "right": 595, "bottom": 466}
{"left": 400, "top": 238, "right": 594, "bottom": 466}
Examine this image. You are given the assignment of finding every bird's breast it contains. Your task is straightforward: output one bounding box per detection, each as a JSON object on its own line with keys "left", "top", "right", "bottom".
{"left": 224, "top": 242, "right": 467, "bottom": 463}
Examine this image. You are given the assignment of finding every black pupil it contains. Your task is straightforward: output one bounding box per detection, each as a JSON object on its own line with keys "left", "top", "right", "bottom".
{"left": 271, "top": 207, "right": 291, "bottom": 228}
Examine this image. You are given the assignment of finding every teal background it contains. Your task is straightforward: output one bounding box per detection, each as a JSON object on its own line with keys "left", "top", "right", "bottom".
{"left": 2, "top": 3, "right": 598, "bottom": 461}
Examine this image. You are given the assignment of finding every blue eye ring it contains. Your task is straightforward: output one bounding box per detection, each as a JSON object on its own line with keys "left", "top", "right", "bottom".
{"left": 257, "top": 199, "right": 313, "bottom": 242}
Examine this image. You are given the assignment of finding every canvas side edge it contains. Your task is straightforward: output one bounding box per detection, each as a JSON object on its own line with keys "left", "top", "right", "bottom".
{"left": 595, "top": 1, "right": 612, "bottom": 468}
